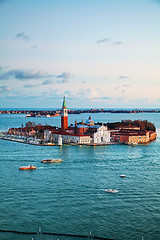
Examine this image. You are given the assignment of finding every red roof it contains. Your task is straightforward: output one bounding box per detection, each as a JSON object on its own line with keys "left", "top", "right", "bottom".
{"left": 49, "top": 129, "right": 90, "bottom": 137}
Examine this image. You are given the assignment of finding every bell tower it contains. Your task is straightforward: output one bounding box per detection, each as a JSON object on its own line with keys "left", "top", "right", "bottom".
{"left": 61, "top": 97, "right": 68, "bottom": 130}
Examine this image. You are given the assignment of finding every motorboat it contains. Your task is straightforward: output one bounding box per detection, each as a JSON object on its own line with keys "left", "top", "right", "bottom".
{"left": 19, "top": 165, "right": 36, "bottom": 170}
{"left": 105, "top": 189, "right": 118, "bottom": 193}
{"left": 120, "top": 175, "right": 126, "bottom": 178}
{"left": 41, "top": 159, "right": 62, "bottom": 163}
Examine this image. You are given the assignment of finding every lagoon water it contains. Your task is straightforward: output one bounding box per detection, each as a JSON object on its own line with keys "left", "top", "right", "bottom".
{"left": 0, "top": 112, "right": 160, "bottom": 240}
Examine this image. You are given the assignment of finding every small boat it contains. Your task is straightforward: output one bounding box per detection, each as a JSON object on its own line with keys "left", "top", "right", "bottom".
{"left": 41, "top": 159, "right": 62, "bottom": 163}
{"left": 128, "top": 142, "right": 137, "bottom": 147}
{"left": 19, "top": 165, "right": 36, "bottom": 170}
{"left": 120, "top": 175, "right": 126, "bottom": 178}
{"left": 105, "top": 189, "right": 118, "bottom": 193}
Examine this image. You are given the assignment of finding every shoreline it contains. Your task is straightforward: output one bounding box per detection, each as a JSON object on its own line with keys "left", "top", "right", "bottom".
{"left": 0, "top": 108, "right": 160, "bottom": 116}
{"left": 1, "top": 135, "right": 154, "bottom": 146}
{"left": 0, "top": 135, "right": 114, "bottom": 146}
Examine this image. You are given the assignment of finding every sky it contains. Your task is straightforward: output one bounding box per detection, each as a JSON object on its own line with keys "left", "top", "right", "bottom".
{"left": 0, "top": 0, "right": 160, "bottom": 109}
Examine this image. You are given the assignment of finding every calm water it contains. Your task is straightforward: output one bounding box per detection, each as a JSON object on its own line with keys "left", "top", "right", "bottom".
{"left": 0, "top": 113, "right": 160, "bottom": 240}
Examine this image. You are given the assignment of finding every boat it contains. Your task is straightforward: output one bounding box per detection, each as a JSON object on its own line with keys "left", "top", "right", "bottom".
{"left": 120, "top": 175, "right": 126, "bottom": 178}
{"left": 41, "top": 159, "right": 62, "bottom": 163}
{"left": 19, "top": 165, "right": 36, "bottom": 170}
{"left": 128, "top": 142, "right": 138, "bottom": 147}
{"left": 25, "top": 113, "right": 35, "bottom": 117}
{"left": 105, "top": 189, "right": 118, "bottom": 193}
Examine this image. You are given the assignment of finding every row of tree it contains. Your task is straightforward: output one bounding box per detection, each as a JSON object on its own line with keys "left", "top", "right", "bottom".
{"left": 104, "top": 120, "right": 156, "bottom": 132}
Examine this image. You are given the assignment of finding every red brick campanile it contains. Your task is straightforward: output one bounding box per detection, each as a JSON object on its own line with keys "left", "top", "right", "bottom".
{"left": 61, "top": 97, "right": 68, "bottom": 130}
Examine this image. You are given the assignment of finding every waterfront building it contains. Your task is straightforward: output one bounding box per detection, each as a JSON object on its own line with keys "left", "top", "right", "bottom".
{"left": 111, "top": 129, "right": 156, "bottom": 144}
{"left": 51, "top": 132, "right": 91, "bottom": 144}
{"left": 93, "top": 125, "right": 110, "bottom": 144}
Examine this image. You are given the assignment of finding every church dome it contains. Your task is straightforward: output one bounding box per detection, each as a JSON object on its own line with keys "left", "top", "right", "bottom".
{"left": 86, "top": 116, "right": 94, "bottom": 126}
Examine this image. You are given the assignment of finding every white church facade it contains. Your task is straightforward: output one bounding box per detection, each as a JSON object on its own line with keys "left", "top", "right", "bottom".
{"left": 93, "top": 125, "right": 110, "bottom": 144}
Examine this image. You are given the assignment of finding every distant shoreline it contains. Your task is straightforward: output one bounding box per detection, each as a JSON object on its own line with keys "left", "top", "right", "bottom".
{"left": 0, "top": 108, "right": 160, "bottom": 116}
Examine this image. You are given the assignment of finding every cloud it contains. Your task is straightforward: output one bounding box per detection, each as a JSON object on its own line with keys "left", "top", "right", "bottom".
{"left": 42, "top": 79, "right": 53, "bottom": 85}
{"left": 0, "top": 68, "right": 73, "bottom": 85}
{"left": 115, "top": 84, "right": 130, "bottom": 91}
{"left": 56, "top": 72, "right": 71, "bottom": 84}
{"left": 62, "top": 88, "right": 102, "bottom": 100}
{"left": 64, "top": 90, "right": 75, "bottom": 98}
{"left": 119, "top": 75, "right": 130, "bottom": 79}
{"left": 98, "top": 96, "right": 110, "bottom": 100}
{"left": 16, "top": 32, "right": 31, "bottom": 41}
{"left": 0, "top": 85, "right": 10, "bottom": 93}
{"left": 78, "top": 88, "right": 101, "bottom": 99}
{"left": 57, "top": 72, "right": 71, "bottom": 79}
{"left": 114, "top": 41, "right": 123, "bottom": 45}
{"left": 4, "top": 93, "right": 38, "bottom": 100}
{"left": 0, "top": 68, "right": 54, "bottom": 80}
{"left": 96, "top": 38, "right": 124, "bottom": 45}
{"left": 0, "top": 65, "right": 9, "bottom": 72}
{"left": 96, "top": 38, "right": 110, "bottom": 44}
{"left": 23, "top": 83, "right": 40, "bottom": 88}
{"left": 56, "top": 79, "right": 68, "bottom": 84}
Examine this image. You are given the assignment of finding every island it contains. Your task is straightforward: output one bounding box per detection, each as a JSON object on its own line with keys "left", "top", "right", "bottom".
{"left": 0, "top": 97, "right": 156, "bottom": 146}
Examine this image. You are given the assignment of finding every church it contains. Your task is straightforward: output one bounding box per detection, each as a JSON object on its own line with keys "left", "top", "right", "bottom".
{"left": 44, "top": 97, "right": 111, "bottom": 145}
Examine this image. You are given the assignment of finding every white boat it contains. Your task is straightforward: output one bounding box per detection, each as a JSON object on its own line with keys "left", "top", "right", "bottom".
{"left": 26, "top": 113, "right": 31, "bottom": 117}
{"left": 120, "top": 175, "right": 126, "bottom": 178}
{"left": 41, "top": 159, "right": 62, "bottom": 163}
{"left": 105, "top": 189, "right": 118, "bottom": 193}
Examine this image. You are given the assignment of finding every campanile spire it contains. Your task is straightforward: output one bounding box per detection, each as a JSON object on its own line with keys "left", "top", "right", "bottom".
{"left": 61, "top": 96, "right": 68, "bottom": 130}
{"left": 62, "top": 96, "right": 66, "bottom": 108}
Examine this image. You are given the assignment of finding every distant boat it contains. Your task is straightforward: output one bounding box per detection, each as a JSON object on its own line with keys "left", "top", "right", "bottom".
{"left": 41, "top": 159, "right": 62, "bottom": 163}
{"left": 26, "top": 113, "right": 31, "bottom": 117}
{"left": 19, "top": 165, "right": 36, "bottom": 170}
{"left": 105, "top": 189, "right": 118, "bottom": 193}
{"left": 120, "top": 175, "right": 126, "bottom": 178}
{"left": 128, "top": 142, "right": 138, "bottom": 146}
{"left": 26, "top": 113, "right": 35, "bottom": 117}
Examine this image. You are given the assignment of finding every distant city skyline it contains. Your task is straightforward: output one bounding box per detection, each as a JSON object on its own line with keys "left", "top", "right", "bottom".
{"left": 0, "top": 0, "right": 160, "bottom": 108}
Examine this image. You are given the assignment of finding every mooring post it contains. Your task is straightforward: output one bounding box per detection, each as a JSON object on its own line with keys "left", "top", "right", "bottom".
{"left": 38, "top": 227, "right": 41, "bottom": 234}
{"left": 90, "top": 230, "right": 91, "bottom": 238}
{"left": 142, "top": 236, "right": 144, "bottom": 240}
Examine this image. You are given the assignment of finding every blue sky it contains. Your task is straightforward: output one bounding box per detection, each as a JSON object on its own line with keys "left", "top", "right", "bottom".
{"left": 0, "top": 0, "right": 160, "bottom": 108}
